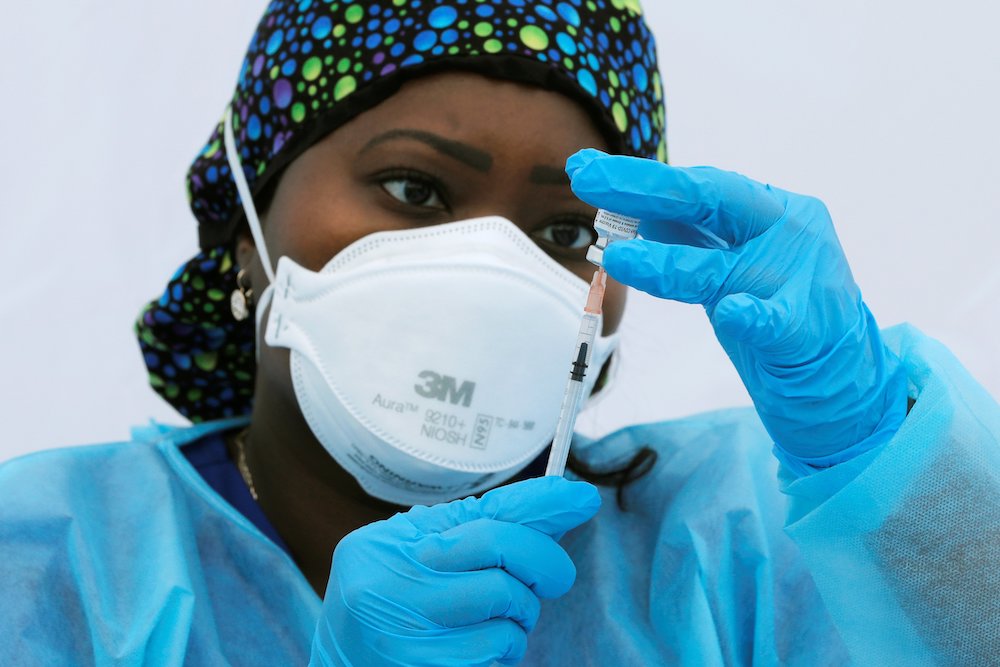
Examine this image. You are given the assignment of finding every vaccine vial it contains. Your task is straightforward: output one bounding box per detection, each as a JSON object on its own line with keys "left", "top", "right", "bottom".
{"left": 586, "top": 209, "right": 641, "bottom": 267}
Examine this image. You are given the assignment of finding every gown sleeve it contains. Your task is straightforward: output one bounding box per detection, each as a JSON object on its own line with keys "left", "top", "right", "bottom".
{"left": 779, "top": 324, "right": 1000, "bottom": 665}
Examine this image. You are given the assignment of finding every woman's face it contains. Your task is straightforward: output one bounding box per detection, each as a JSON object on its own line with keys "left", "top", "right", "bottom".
{"left": 239, "top": 70, "right": 626, "bottom": 332}
{"left": 236, "top": 71, "right": 627, "bottom": 513}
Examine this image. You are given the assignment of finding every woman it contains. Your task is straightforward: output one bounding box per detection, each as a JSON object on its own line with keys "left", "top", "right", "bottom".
{"left": 2, "top": 1, "right": 998, "bottom": 665}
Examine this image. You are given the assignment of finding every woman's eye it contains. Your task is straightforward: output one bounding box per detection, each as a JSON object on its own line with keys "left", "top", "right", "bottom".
{"left": 380, "top": 176, "right": 446, "bottom": 210}
{"left": 534, "top": 221, "right": 596, "bottom": 250}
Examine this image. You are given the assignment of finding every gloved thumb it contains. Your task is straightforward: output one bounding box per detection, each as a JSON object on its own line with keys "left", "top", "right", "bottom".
{"left": 405, "top": 477, "right": 601, "bottom": 537}
{"left": 711, "top": 293, "right": 790, "bottom": 349}
{"left": 604, "top": 239, "right": 735, "bottom": 305}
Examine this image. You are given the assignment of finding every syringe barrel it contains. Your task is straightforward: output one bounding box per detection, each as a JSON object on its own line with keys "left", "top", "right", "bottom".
{"left": 544, "top": 312, "right": 601, "bottom": 477}
{"left": 575, "top": 314, "right": 600, "bottom": 361}
{"left": 545, "top": 378, "right": 585, "bottom": 477}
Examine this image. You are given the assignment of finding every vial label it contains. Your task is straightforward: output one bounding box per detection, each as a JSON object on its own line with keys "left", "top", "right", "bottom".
{"left": 594, "top": 209, "right": 641, "bottom": 238}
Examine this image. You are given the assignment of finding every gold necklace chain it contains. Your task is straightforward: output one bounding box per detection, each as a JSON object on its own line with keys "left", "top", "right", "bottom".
{"left": 233, "top": 428, "right": 259, "bottom": 501}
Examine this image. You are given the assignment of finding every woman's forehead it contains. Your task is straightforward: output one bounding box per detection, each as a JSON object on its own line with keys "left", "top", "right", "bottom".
{"left": 334, "top": 72, "right": 609, "bottom": 150}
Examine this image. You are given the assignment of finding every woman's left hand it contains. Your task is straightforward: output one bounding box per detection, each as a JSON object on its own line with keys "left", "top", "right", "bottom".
{"left": 566, "top": 149, "right": 907, "bottom": 472}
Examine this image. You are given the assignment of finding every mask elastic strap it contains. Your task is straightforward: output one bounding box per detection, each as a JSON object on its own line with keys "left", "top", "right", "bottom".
{"left": 223, "top": 106, "right": 276, "bottom": 286}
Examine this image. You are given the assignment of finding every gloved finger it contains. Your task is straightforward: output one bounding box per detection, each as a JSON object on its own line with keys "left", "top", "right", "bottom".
{"left": 603, "top": 239, "right": 737, "bottom": 305}
{"left": 415, "top": 567, "right": 542, "bottom": 632}
{"left": 566, "top": 148, "right": 786, "bottom": 247}
{"left": 443, "top": 619, "right": 529, "bottom": 666}
{"left": 417, "top": 519, "right": 577, "bottom": 598}
{"left": 405, "top": 476, "right": 600, "bottom": 538}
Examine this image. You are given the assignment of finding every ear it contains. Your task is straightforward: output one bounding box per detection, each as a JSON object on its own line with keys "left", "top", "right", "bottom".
{"left": 234, "top": 230, "right": 258, "bottom": 271}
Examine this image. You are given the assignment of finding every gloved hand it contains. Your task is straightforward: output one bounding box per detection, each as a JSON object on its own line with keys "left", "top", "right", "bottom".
{"left": 310, "top": 476, "right": 601, "bottom": 666}
{"left": 567, "top": 149, "right": 907, "bottom": 473}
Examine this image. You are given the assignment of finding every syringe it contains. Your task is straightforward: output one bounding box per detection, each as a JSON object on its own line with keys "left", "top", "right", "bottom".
{"left": 544, "top": 267, "right": 608, "bottom": 477}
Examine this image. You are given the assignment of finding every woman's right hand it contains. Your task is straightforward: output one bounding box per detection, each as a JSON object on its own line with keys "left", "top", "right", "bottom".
{"left": 310, "top": 476, "right": 601, "bottom": 666}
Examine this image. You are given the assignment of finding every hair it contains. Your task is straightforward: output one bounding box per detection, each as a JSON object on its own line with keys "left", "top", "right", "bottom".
{"left": 567, "top": 446, "right": 658, "bottom": 511}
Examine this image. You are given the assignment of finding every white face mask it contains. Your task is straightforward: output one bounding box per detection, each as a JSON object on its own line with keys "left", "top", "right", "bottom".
{"left": 223, "top": 109, "right": 618, "bottom": 506}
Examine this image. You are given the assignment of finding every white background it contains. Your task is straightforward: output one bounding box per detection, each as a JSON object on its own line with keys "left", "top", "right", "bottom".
{"left": 1, "top": 1, "right": 997, "bottom": 462}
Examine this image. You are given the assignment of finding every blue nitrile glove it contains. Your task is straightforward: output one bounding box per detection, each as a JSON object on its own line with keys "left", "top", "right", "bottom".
{"left": 567, "top": 149, "right": 908, "bottom": 474}
{"left": 310, "top": 476, "right": 601, "bottom": 666}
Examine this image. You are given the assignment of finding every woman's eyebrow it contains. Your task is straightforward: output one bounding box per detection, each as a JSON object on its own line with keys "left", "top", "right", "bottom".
{"left": 360, "top": 129, "right": 493, "bottom": 172}
{"left": 529, "top": 165, "right": 570, "bottom": 185}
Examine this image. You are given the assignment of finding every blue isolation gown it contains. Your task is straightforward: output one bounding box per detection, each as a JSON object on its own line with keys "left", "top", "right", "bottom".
{"left": 1, "top": 324, "right": 998, "bottom": 666}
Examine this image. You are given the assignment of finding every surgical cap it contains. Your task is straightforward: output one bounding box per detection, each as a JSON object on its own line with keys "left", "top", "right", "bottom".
{"left": 137, "top": 0, "right": 666, "bottom": 422}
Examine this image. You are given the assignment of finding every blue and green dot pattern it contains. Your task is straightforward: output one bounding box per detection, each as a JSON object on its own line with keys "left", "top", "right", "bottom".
{"left": 136, "top": 247, "right": 256, "bottom": 421}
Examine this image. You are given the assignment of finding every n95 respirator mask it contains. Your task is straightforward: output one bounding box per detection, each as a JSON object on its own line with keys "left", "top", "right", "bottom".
{"left": 224, "top": 110, "right": 617, "bottom": 506}
{"left": 255, "top": 218, "right": 617, "bottom": 506}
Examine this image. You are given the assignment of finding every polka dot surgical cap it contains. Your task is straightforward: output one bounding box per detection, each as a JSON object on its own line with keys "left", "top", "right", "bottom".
{"left": 138, "top": 0, "right": 666, "bottom": 422}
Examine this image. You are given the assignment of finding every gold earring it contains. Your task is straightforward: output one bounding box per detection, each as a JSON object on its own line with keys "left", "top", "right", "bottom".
{"left": 230, "top": 269, "right": 255, "bottom": 322}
